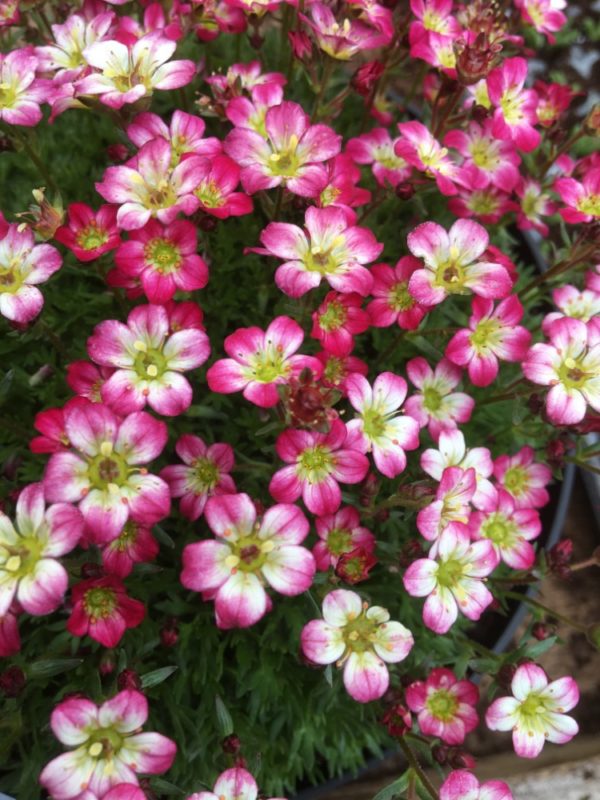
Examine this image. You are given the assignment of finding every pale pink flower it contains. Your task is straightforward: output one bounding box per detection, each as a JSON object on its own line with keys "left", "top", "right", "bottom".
{"left": 187, "top": 766, "right": 286, "bottom": 800}
{"left": 493, "top": 446, "right": 551, "bottom": 509}
{"left": 367, "top": 257, "right": 431, "bottom": 330}
{"left": 205, "top": 60, "right": 286, "bottom": 95}
{"left": 303, "top": 3, "right": 389, "bottom": 60}
{"left": 555, "top": 168, "right": 600, "bottom": 224}
{"left": 515, "top": 178, "right": 558, "bottom": 236}
{"left": 543, "top": 283, "right": 600, "bottom": 333}
{"left": 440, "top": 770, "right": 513, "bottom": 800}
{"left": 405, "top": 668, "right": 479, "bottom": 744}
{"left": 0, "top": 50, "right": 52, "bottom": 126}
{"left": 487, "top": 57, "right": 541, "bottom": 152}
{"left": 126, "top": 110, "right": 222, "bottom": 162}
{"left": 225, "top": 82, "right": 285, "bottom": 135}
{"left": 417, "top": 466, "right": 476, "bottom": 544}
{"left": 444, "top": 120, "right": 521, "bottom": 192}
{"left": 410, "top": 31, "right": 457, "bottom": 75}
{"left": 301, "top": 589, "right": 413, "bottom": 702}
{"left": 395, "top": 121, "right": 458, "bottom": 196}
{"left": 405, "top": 357, "right": 475, "bottom": 441}
{"left": 313, "top": 506, "right": 375, "bottom": 570}
{"left": 346, "top": 128, "right": 412, "bottom": 188}
{"left": 449, "top": 176, "right": 517, "bottom": 226}
{"left": 35, "top": 12, "right": 114, "bottom": 81}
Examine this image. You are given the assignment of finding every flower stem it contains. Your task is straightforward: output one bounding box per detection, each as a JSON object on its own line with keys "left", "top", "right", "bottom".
{"left": 503, "top": 590, "right": 590, "bottom": 633}
{"left": 564, "top": 456, "right": 600, "bottom": 477}
{"left": 397, "top": 738, "right": 439, "bottom": 800}
{"left": 478, "top": 385, "right": 534, "bottom": 406}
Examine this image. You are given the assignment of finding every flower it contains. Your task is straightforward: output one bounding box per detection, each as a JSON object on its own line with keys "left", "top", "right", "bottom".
{"left": 313, "top": 506, "right": 375, "bottom": 570}
{"left": 303, "top": 3, "right": 389, "bottom": 61}
{"left": 44, "top": 403, "right": 170, "bottom": 544}
{"left": 367, "top": 257, "right": 431, "bottom": 330}
{"left": 87, "top": 304, "right": 210, "bottom": 416}
{"left": 417, "top": 466, "right": 476, "bottom": 544}
{"left": 405, "top": 668, "right": 479, "bottom": 744}
{"left": 514, "top": 0, "right": 566, "bottom": 43}
{"left": 444, "top": 120, "right": 521, "bottom": 192}
{"left": 192, "top": 154, "right": 254, "bottom": 218}
{"left": 101, "top": 520, "right": 159, "bottom": 578}
{"left": 126, "top": 110, "right": 222, "bottom": 162}
{"left": 270, "top": 419, "right": 369, "bottom": 515}
{"left": 403, "top": 522, "right": 499, "bottom": 634}
{"left": 257, "top": 206, "right": 380, "bottom": 298}
{"left": 405, "top": 357, "right": 475, "bottom": 441}
{"left": 440, "top": 770, "right": 513, "bottom": 800}
{"left": 493, "top": 446, "right": 551, "bottom": 509}
{"left": 0, "top": 607, "right": 20, "bottom": 656}
{"left": 55, "top": 204, "right": 121, "bottom": 263}
{"left": 316, "top": 351, "right": 369, "bottom": 391}
{"left": 515, "top": 178, "right": 557, "bottom": 236}
{"left": 30, "top": 397, "right": 90, "bottom": 454}
{"left": 345, "top": 372, "right": 420, "bottom": 478}
{"left": 0, "top": 222, "right": 62, "bottom": 324}
{"left": 300, "top": 589, "right": 413, "bottom": 702}
{"left": 187, "top": 766, "right": 285, "bottom": 800}
{"left": 181, "top": 493, "right": 316, "bottom": 628}
{"left": 0, "top": 50, "right": 51, "bottom": 126}
{"left": 207, "top": 315, "right": 321, "bottom": 408}
{"left": 487, "top": 57, "right": 541, "bottom": 152}
{"left": 346, "top": 128, "right": 412, "bottom": 188}
{"left": 543, "top": 282, "right": 600, "bottom": 332}
{"left": 406, "top": 219, "right": 512, "bottom": 306}
{"left": 335, "top": 546, "right": 378, "bottom": 584}
{"left": 395, "top": 121, "right": 458, "bottom": 196}
{"left": 67, "top": 575, "right": 145, "bottom": 647}
{"left": 554, "top": 168, "right": 600, "bottom": 224}
{"left": 161, "top": 434, "right": 236, "bottom": 520}
{"left": 39, "top": 690, "right": 177, "bottom": 799}
{"left": 310, "top": 291, "right": 370, "bottom": 357}
{"left": 35, "top": 13, "right": 114, "bottom": 82}
{"left": 0, "top": 483, "right": 83, "bottom": 616}
{"left": 485, "top": 663, "right": 579, "bottom": 758}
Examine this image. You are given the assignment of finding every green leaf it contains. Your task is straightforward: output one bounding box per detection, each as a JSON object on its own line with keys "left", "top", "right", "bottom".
{"left": 149, "top": 777, "right": 185, "bottom": 796}
{"left": 324, "top": 664, "right": 333, "bottom": 687}
{"left": 215, "top": 694, "right": 234, "bottom": 736}
{"left": 140, "top": 666, "right": 178, "bottom": 689}
{"left": 372, "top": 772, "right": 410, "bottom": 800}
{"left": 28, "top": 658, "right": 83, "bottom": 678}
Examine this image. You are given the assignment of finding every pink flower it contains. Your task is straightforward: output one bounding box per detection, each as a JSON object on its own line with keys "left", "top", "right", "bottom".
{"left": 114, "top": 219, "right": 209, "bottom": 303}
{"left": 44, "top": 403, "right": 170, "bottom": 544}
{"left": 0, "top": 483, "right": 83, "bottom": 616}
{"left": 127, "top": 110, "right": 222, "bottom": 162}
{"left": 440, "top": 770, "right": 513, "bottom": 800}
{"left": 39, "top": 690, "right": 176, "bottom": 799}
{"left": 206, "top": 315, "right": 321, "bottom": 408}
{"left": 534, "top": 80, "right": 575, "bottom": 126}
{"left": 405, "top": 668, "right": 479, "bottom": 744}
{"left": 77, "top": 33, "right": 196, "bottom": 108}
{"left": 87, "top": 304, "right": 210, "bottom": 416}
{"left": 406, "top": 219, "right": 512, "bottom": 306}
{"left": 445, "top": 296, "right": 532, "bottom": 387}
{"left": 367, "top": 257, "right": 431, "bottom": 330}
{"left": 315, "top": 351, "right": 369, "bottom": 391}
{"left": 191, "top": 154, "right": 253, "bottom": 218}
{"left": 345, "top": 372, "right": 420, "bottom": 478}
{"left": 395, "top": 121, "right": 458, "bottom": 196}
{"left": 403, "top": 522, "right": 499, "bottom": 634}
{"left": 187, "top": 766, "right": 285, "bottom": 800}
{"left": 346, "top": 128, "right": 412, "bottom": 188}
{"left": 448, "top": 176, "right": 517, "bottom": 226}
{"left": 515, "top": 179, "right": 558, "bottom": 236}
{"left": 301, "top": 589, "right": 413, "bottom": 702}
{"left": 487, "top": 57, "right": 541, "bottom": 152}
{"left": 303, "top": 3, "right": 389, "bottom": 61}
{"left": 0, "top": 222, "right": 62, "bottom": 324}
{"left": 35, "top": 13, "right": 115, "bottom": 82}
{"left": 444, "top": 120, "right": 521, "bottom": 192}
{"left": 55, "top": 204, "right": 121, "bottom": 263}
{"left": 0, "top": 605, "right": 20, "bottom": 657}
{"left": 0, "top": 50, "right": 51, "bottom": 126}
{"left": 417, "top": 466, "right": 476, "bottom": 544}
{"left": 181, "top": 493, "right": 316, "bottom": 629}
{"left": 257, "top": 206, "right": 380, "bottom": 298}
{"left": 555, "top": 168, "right": 600, "bottom": 224}
{"left": 493, "top": 446, "right": 551, "bottom": 509}
{"left": 270, "top": 419, "right": 370, "bottom": 515}
{"left": 30, "top": 397, "right": 90, "bottom": 454}
{"left": 410, "top": 31, "right": 458, "bottom": 75}
{"left": 161, "top": 434, "right": 236, "bottom": 520}
{"left": 514, "top": 0, "right": 566, "bottom": 42}
{"left": 486, "top": 663, "right": 579, "bottom": 758}
{"left": 310, "top": 291, "right": 370, "bottom": 356}
{"left": 313, "top": 506, "right": 376, "bottom": 570}
{"left": 409, "top": 0, "right": 461, "bottom": 41}
{"left": 225, "top": 82, "right": 285, "bottom": 135}
{"left": 543, "top": 283, "right": 600, "bottom": 333}
{"left": 224, "top": 100, "right": 341, "bottom": 197}
{"left": 66, "top": 362, "right": 113, "bottom": 403}
{"left": 67, "top": 575, "right": 145, "bottom": 647}
{"left": 522, "top": 317, "right": 600, "bottom": 425}
{"left": 405, "top": 357, "right": 475, "bottom": 441}
{"left": 205, "top": 60, "right": 286, "bottom": 95}
{"left": 319, "top": 153, "right": 372, "bottom": 211}
{"left": 101, "top": 520, "right": 159, "bottom": 578}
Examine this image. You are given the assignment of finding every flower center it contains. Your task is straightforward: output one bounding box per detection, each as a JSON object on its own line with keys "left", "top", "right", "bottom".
{"left": 470, "top": 139, "right": 500, "bottom": 171}
{"left": 318, "top": 300, "right": 347, "bottom": 332}
{"left": 0, "top": 83, "right": 17, "bottom": 109}
{"left": 425, "top": 688, "right": 459, "bottom": 721}
{"left": 500, "top": 89, "right": 524, "bottom": 124}
{"left": 577, "top": 194, "right": 600, "bottom": 217}
{"left": 297, "top": 444, "right": 334, "bottom": 484}
{"left": 145, "top": 180, "right": 177, "bottom": 210}
{"left": 343, "top": 612, "right": 379, "bottom": 654}
{"left": 435, "top": 256, "right": 467, "bottom": 293}
{"left": 436, "top": 556, "right": 465, "bottom": 588}
{"left": 83, "top": 587, "right": 117, "bottom": 621}
{"left": 389, "top": 281, "right": 414, "bottom": 311}
{"left": 503, "top": 466, "right": 527, "bottom": 496}
{"left": 195, "top": 180, "right": 226, "bottom": 208}
{"left": 423, "top": 386, "right": 443, "bottom": 413}
{"left": 469, "top": 190, "right": 501, "bottom": 215}
{"left": 323, "top": 356, "right": 345, "bottom": 385}
{"left": 268, "top": 135, "right": 300, "bottom": 177}
{"left": 481, "top": 512, "right": 517, "bottom": 549}
{"left": 86, "top": 727, "right": 124, "bottom": 759}
{"left": 225, "top": 533, "right": 274, "bottom": 574}
{"left": 144, "top": 237, "right": 182, "bottom": 273}
{"left": 305, "top": 243, "right": 343, "bottom": 275}
{"left": 247, "top": 347, "right": 288, "bottom": 383}
{"left": 192, "top": 457, "right": 220, "bottom": 491}
{"left": 519, "top": 691, "right": 549, "bottom": 719}
{"left": 111, "top": 521, "right": 139, "bottom": 552}
{"left": 1, "top": 532, "right": 46, "bottom": 579}
{"left": 469, "top": 318, "right": 501, "bottom": 351}
{"left": 76, "top": 223, "right": 109, "bottom": 251}
{"left": 326, "top": 527, "right": 353, "bottom": 556}
{"left": 361, "top": 407, "right": 387, "bottom": 441}
{"left": 0, "top": 258, "right": 23, "bottom": 294}
{"left": 557, "top": 355, "right": 594, "bottom": 389}
{"left": 87, "top": 442, "right": 129, "bottom": 490}
{"left": 132, "top": 339, "right": 168, "bottom": 381}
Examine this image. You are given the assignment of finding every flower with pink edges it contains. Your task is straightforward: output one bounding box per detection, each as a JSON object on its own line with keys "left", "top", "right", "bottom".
{"left": 224, "top": 101, "right": 341, "bottom": 197}
{"left": 192, "top": 154, "right": 254, "bottom": 218}
{"left": 469, "top": 488, "right": 541, "bottom": 570}
{"left": 181, "top": 493, "right": 316, "bottom": 629}
{"left": 44, "top": 403, "right": 170, "bottom": 544}
{"left": 346, "top": 128, "right": 412, "bottom": 188}
{"left": 316, "top": 351, "right": 369, "bottom": 392}
{"left": 55, "top": 203, "right": 121, "bottom": 263}
{"left": 87, "top": 304, "right": 210, "bottom": 417}
{"left": 319, "top": 153, "right": 372, "bottom": 211}
{"left": 270, "top": 419, "right": 370, "bottom": 515}
{"left": 487, "top": 57, "right": 541, "bottom": 152}
{"left": 101, "top": 520, "right": 159, "bottom": 578}
{"left": 187, "top": 766, "right": 286, "bottom": 800}
{"left": 0, "top": 50, "right": 52, "bottom": 126}
{"left": 113, "top": 2, "right": 183, "bottom": 44}
{"left": 444, "top": 120, "right": 521, "bottom": 192}
{"left": 205, "top": 60, "right": 286, "bottom": 95}
{"left": 30, "top": 397, "right": 92, "bottom": 455}
{"left": 126, "top": 110, "right": 222, "bottom": 162}
{"left": 78, "top": 785, "right": 148, "bottom": 800}
{"left": 0, "top": 483, "right": 83, "bottom": 617}
{"left": 403, "top": 522, "right": 499, "bottom": 634}
{"left": 410, "top": 31, "right": 458, "bottom": 76}
{"left": 405, "top": 357, "right": 475, "bottom": 441}
{"left": 160, "top": 434, "right": 236, "bottom": 521}
{"left": 405, "top": 668, "right": 479, "bottom": 744}
{"left": 207, "top": 316, "right": 321, "bottom": 408}
{"left": 113, "top": 219, "right": 209, "bottom": 303}
{"left": 301, "top": 589, "right": 413, "bottom": 703}
{"left": 345, "top": 372, "right": 420, "bottom": 478}
{"left": 486, "top": 663, "right": 579, "bottom": 758}
{"left": 440, "top": 770, "right": 513, "bottom": 800}
{"left": 394, "top": 121, "right": 458, "bottom": 196}
{"left": 35, "top": 12, "right": 114, "bottom": 82}
{"left": 514, "top": 0, "right": 567, "bottom": 43}
{"left": 310, "top": 291, "right": 370, "bottom": 357}
{"left": 225, "top": 82, "right": 285, "bottom": 135}
{"left": 313, "top": 506, "right": 376, "bottom": 570}
{"left": 303, "top": 3, "right": 389, "bottom": 61}
{"left": 554, "top": 168, "right": 600, "bottom": 224}
{"left": 406, "top": 219, "right": 512, "bottom": 306}
{"left": 515, "top": 179, "right": 558, "bottom": 236}
{"left": 0, "top": 606, "right": 20, "bottom": 657}
{"left": 367, "top": 257, "right": 431, "bottom": 330}
{"left": 39, "top": 689, "right": 177, "bottom": 799}
{"left": 445, "top": 296, "right": 532, "bottom": 387}
{"left": 0, "top": 222, "right": 62, "bottom": 324}
{"left": 448, "top": 177, "right": 517, "bottom": 226}
{"left": 67, "top": 575, "right": 145, "bottom": 647}
{"left": 417, "top": 466, "right": 476, "bottom": 544}
{"left": 66, "top": 362, "right": 113, "bottom": 403}
{"left": 543, "top": 283, "right": 600, "bottom": 334}
{"left": 522, "top": 317, "right": 600, "bottom": 425}
{"left": 409, "top": 0, "right": 461, "bottom": 42}
{"left": 257, "top": 206, "right": 380, "bottom": 298}
{"left": 534, "top": 80, "right": 575, "bottom": 127}
{"left": 493, "top": 446, "right": 551, "bottom": 509}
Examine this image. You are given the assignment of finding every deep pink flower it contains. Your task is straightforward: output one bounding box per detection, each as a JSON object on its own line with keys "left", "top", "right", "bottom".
{"left": 55, "top": 204, "right": 121, "bottom": 262}
{"left": 449, "top": 175, "right": 517, "bottom": 226}
{"left": 205, "top": 60, "right": 286, "bottom": 95}
{"left": 367, "top": 257, "right": 431, "bottom": 330}
{"left": 409, "top": 0, "right": 461, "bottom": 41}
{"left": 555, "top": 168, "right": 600, "bottom": 224}
{"left": 319, "top": 153, "right": 372, "bottom": 211}
{"left": 395, "top": 121, "right": 458, "bottom": 195}
{"left": 514, "top": 0, "right": 566, "bottom": 43}
{"left": 301, "top": 589, "right": 413, "bottom": 702}
{"left": 440, "top": 770, "right": 513, "bottom": 800}
{"left": 101, "top": 520, "right": 159, "bottom": 578}
{"left": 493, "top": 446, "right": 551, "bottom": 509}
{"left": 66, "top": 362, "right": 114, "bottom": 403}
{"left": 313, "top": 506, "right": 376, "bottom": 570}
{"left": 207, "top": 316, "right": 321, "bottom": 408}
{"left": 30, "top": 397, "right": 91, "bottom": 454}
{"left": 270, "top": 418, "right": 369, "bottom": 515}
{"left": 405, "top": 357, "right": 475, "bottom": 441}
{"left": 67, "top": 575, "right": 145, "bottom": 647}
{"left": 410, "top": 31, "right": 458, "bottom": 75}
{"left": 0, "top": 607, "right": 20, "bottom": 657}
{"left": 534, "top": 80, "right": 575, "bottom": 127}
{"left": 310, "top": 291, "right": 370, "bottom": 356}
{"left": 444, "top": 120, "right": 521, "bottom": 192}
{"left": 0, "top": 50, "right": 51, "bottom": 126}
{"left": 315, "top": 351, "right": 369, "bottom": 392}
{"left": 181, "top": 493, "right": 315, "bottom": 629}
{"left": 225, "top": 82, "right": 285, "bottom": 134}
{"left": 417, "top": 466, "right": 476, "bottom": 544}
{"left": 161, "top": 434, "right": 236, "bottom": 520}
{"left": 406, "top": 668, "right": 479, "bottom": 744}
{"left": 127, "top": 110, "right": 222, "bottom": 162}
{"left": 346, "top": 128, "right": 412, "bottom": 188}
{"left": 191, "top": 154, "right": 253, "bottom": 218}
{"left": 487, "top": 57, "right": 541, "bottom": 152}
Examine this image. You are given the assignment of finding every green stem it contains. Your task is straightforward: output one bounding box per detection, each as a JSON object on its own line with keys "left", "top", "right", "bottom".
{"left": 519, "top": 244, "right": 597, "bottom": 298}
{"left": 312, "top": 57, "right": 335, "bottom": 121}
{"left": 397, "top": 738, "right": 439, "bottom": 800}
{"left": 565, "top": 456, "right": 600, "bottom": 477}
{"left": 503, "top": 590, "right": 589, "bottom": 633}
{"left": 478, "top": 385, "right": 535, "bottom": 406}
{"left": 272, "top": 185, "right": 284, "bottom": 220}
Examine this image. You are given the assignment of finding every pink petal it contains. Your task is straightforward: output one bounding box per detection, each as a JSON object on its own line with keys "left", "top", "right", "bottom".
{"left": 215, "top": 571, "right": 269, "bottom": 628}
{"left": 343, "top": 650, "right": 389, "bottom": 702}
{"left": 301, "top": 619, "right": 345, "bottom": 664}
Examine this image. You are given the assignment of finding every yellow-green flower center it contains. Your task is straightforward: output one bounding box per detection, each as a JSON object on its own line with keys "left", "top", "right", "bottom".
{"left": 297, "top": 444, "right": 334, "bottom": 483}
{"left": 426, "top": 688, "right": 459, "bottom": 721}
{"left": 144, "top": 237, "right": 182, "bottom": 273}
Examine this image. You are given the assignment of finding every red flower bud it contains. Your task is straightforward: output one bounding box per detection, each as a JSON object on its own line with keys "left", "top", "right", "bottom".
{"left": 351, "top": 61, "right": 385, "bottom": 97}
{"left": 547, "top": 538, "right": 573, "bottom": 578}
{"left": 532, "top": 622, "right": 551, "bottom": 641}
{"left": 432, "top": 744, "right": 449, "bottom": 765}
{"left": 80, "top": 562, "right": 104, "bottom": 579}
{"left": 222, "top": 734, "right": 242, "bottom": 755}
{"left": 448, "top": 748, "right": 476, "bottom": 770}
{"left": 381, "top": 703, "right": 412, "bottom": 737}
{"left": 99, "top": 651, "right": 116, "bottom": 676}
{"left": 288, "top": 31, "right": 312, "bottom": 61}
{"left": 117, "top": 668, "right": 142, "bottom": 691}
{"left": 395, "top": 182, "right": 416, "bottom": 201}
{"left": 0, "top": 665, "right": 26, "bottom": 697}
{"left": 496, "top": 663, "right": 517, "bottom": 691}
{"left": 106, "top": 143, "right": 129, "bottom": 163}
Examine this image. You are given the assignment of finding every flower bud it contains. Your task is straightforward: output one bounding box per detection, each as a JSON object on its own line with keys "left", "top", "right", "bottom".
{"left": 351, "top": 61, "right": 385, "bottom": 97}
{"left": 454, "top": 33, "right": 501, "bottom": 85}
{"left": 381, "top": 703, "right": 412, "bottom": 737}
{"left": 117, "top": 668, "right": 142, "bottom": 691}
{"left": 288, "top": 31, "right": 312, "bottom": 61}
{"left": 160, "top": 626, "right": 179, "bottom": 647}
{"left": 584, "top": 104, "right": 600, "bottom": 136}
{"left": 0, "top": 665, "right": 26, "bottom": 697}
{"left": 532, "top": 622, "right": 551, "bottom": 641}
{"left": 99, "top": 651, "right": 116, "bottom": 676}
{"left": 395, "top": 182, "right": 415, "bottom": 201}
{"left": 432, "top": 744, "right": 449, "bottom": 765}
{"left": 81, "top": 562, "right": 104, "bottom": 579}
{"left": 547, "top": 538, "right": 573, "bottom": 578}
{"left": 398, "top": 539, "right": 424, "bottom": 568}
{"left": 222, "top": 734, "right": 242, "bottom": 755}
{"left": 107, "top": 143, "right": 129, "bottom": 163}
{"left": 335, "top": 547, "right": 377, "bottom": 584}
{"left": 448, "top": 748, "right": 476, "bottom": 770}
{"left": 496, "top": 663, "right": 517, "bottom": 691}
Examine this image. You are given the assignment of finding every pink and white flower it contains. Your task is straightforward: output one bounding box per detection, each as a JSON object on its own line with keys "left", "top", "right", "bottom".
{"left": 469, "top": 489, "right": 541, "bottom": 570}
{"left": 161, "top": 434, "right": 236, "bottom": 521}
{"left": 0, "top": 483, "right": 83, "bottom": 617}
{"left": 55, "top": 204, "right": 121, "bottom": 263}
{"left": 346, "top": 128, "right": 412, "bottom": 188}
{"left": 181, "top": 493, "right": 316, "bottom": 629}
{"left": 225, "top": 82, "right": 285, "bottom": 135}
{"left": 409, "top": 0, "right": 461, "bottom": 42}
{"left": 493, "top": 446, "right": 551, "bottom": 509}
{"left": 35, "top": 12, "right": 114, "bottom": 82}
{"left": 87, "top": 304, "right": 210, "bottom": 417}
{"left": 101, "top": 521, "right": 159, "bottom": 578}
{"left": 367, "top": 257, "right": 431, "bottom": 330}
{"left": 44, "top": 403, "right": 170, "bottom": 544}
{"left": 403, "top": 522, "right": 499, "bottom": 634}
{"left": 417, "top": 466, "right": 476, "bottom": 544}
{"left": 257, "top": 206, "right": 380, "bottom": 298}
{"left": 270, "top": 419, "right": 370, "bottom": 515}
{"left": 187, "top": 766, "right": 285, "bottom": 800}
{"left": 444, "top": 121, "right": 521, "bottom": 192}
{"left": 486, "top": 663, "right": 579, "bottom": 758}
{"left": 554, "top": 168, "right": 600, "bottom": 224}
{"left": 0, "top": 50, "right": 51, "bottom": 126}
{"left": 311, "top": 291, "right": 370, "bottom": 357}
{"left": 406, "top": 219, "right": 512, "bottom": 306}
{"left": 313, "top": 506, "right": 376, "bottom": 570}
{"left": 345, "top": 372, "right": 420, "bottom": 478}
{"left": 487, "top": 57, "right": 541, "bottom": 152}
{"left": 543, "top": 283, "right": 600, "bottom": 333}
{"left": 191, "top": 154, "right": 253, "bottom": 218}
{"left": 303, "top": 3, "right": 389, "bottom": 61}
{"left": 301, "top": 589, "right": 413, "bottom": 702}
{"left": 39, "top": 690, "right": 177, "bottom": 799}
{"left": 395, "top": 121, "right": 458, "bottom": 196}
{"left": 405, "top": 357, "right": 475, "bottom": 441}
{"left": 405, "top": 668, "right": 479, "bottom": 744}
{"left": 66, "top": 362, "right": 114, "bottom": 404}
{"left": 515, "top": 179, "right": 558, "bottom": 236}
{"left": 67, "top": 575, "right": 145, "bottom": 647}
{"left": 126, "top": 110, "right": 222, "bottom": 162}
{"left": 319, "top": 153, "right": 372, "bottom": 210}
{"left": 440, "top": 770, "right": 513, "bottom": 800}
{"left": 207, "top": 316, "right": 321, "bottom": 408}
